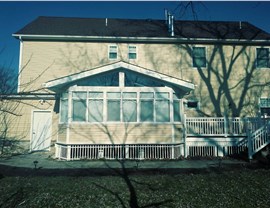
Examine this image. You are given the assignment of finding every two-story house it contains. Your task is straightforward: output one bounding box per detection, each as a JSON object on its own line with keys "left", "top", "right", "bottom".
{"left": 2, "top": 16, "right": 270, "bottom": 160}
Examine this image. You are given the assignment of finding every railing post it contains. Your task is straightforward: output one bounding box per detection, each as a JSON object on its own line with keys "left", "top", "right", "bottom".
{"left": 55, "top": 144, "right": 59, "bottom": 159}
{"left": 183, "top": 114, "right": 188, "bottom": 158}
{"left": 125, "top": 145, "right": 129, "bottom": 159}
{"left": 224, "top": 116, "right": 228, "bottom": 137}
{"left": 67, "top": 145, "right": 71, "bottom": 161}
{"left": 247, "top": 128, "right": 253, "bottom": 160}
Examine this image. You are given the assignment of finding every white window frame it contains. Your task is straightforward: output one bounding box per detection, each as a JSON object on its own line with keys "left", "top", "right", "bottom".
{"left": 60, "top": 86, "right": 183, "bottom": 124}
{"left": 256, "top": 48, "right": 269, "bottom": 69}
{"left": 260, "top": 97, "right": 270, "bottom": 108}
{"left": 128, "top": 45, "right": 137, "bottom": 60}
{"left": 192, "top": 46, "right": 207, "bottom": 68}
{"left": 259, "top": 97, "right": 270, "bottom": 117}
{"left": 60, "top": 92, "right": 69, "bottom": 123}
{"left": 108, "top": 45, "right": 118, "bottom": 60}
{"left": 71, "top": 92, "right": 87, "bottom": 122}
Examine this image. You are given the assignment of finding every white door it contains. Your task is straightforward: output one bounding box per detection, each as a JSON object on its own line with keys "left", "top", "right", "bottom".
{"left": 31, "top": 111, "right": 52, "bottom": 151}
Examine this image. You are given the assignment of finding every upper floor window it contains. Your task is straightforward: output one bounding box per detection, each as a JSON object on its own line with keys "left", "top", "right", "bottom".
{"left": 256, "top": 48, "right": 269, "bottom": 68}
{"left": 109, "top": 45, "right": 118, "bottom": 59}
{"left": 193, "top": 47, "right": 206, "bottom": 68}
{"left": 128, "top": 45, "right": 137, "bottom": 59}
{"left": 260, "top": 97, "right": 270, "bottom": 117}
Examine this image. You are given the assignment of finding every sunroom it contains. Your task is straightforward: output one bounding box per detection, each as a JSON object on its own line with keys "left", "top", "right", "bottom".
{"left": 44, "top": 61, "right": 195, "bottom": 160}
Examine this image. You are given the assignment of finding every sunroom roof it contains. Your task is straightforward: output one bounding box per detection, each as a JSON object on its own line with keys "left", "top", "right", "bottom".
{"left": 43, "top": 61, "right": 194, "bottom": 93}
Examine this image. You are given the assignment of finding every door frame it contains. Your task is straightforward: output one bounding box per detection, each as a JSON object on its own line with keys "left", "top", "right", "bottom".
{"left": 30, "top": 110, "right": 52, "bottom": 152}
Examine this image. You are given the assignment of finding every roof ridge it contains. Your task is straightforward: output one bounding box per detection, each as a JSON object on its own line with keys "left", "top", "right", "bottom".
{"left": 37, "top": 16, "right": 165, "bottom": 22}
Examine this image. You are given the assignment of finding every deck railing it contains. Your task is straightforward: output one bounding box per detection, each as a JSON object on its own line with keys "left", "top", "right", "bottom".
{"left": 186, "top": 117, "right": 261, "bottom": 136}
{"left": 56, "top": 143, "right": 184, "bottom": 161}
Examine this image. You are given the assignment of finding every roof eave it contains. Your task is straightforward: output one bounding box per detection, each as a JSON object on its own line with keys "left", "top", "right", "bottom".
{"left": 12, "top": 34, "right": 270, "bottom": 45}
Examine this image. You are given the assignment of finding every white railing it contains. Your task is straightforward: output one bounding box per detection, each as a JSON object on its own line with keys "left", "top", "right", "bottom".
{"left": 186, "top": 117, "right": 260, "bottom": 136}
{"left": 248, "top": 122, "right": 270, "bottom": 159}
{"left": 56, "top": 143, "right": 184, "bottom": 161}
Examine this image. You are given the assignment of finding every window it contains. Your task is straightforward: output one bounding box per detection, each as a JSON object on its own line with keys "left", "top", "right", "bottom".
{"left": 155, "top": 92, "right": 170, "bottom": 122}
{"left": 109, "top": 45, "right": 118, "bottom": 59}
{"left": 193, "top": 47, "right": 206, "bottom": 68}
{"left": 88, "top": 92, "right": 103, "bottom": 122}
{"left": 256, "top": 48, "right": 269, "bottom": 68}
{"left": 107, "top": 92, "right": 121, "bottom": 121}
{"left": 61, "top": 89, "right": 183, "bottom": 123}
{"left": 173, "top": 94, "right": 181, "bottom": 122}
{"left": 72, "top": 92, "right": 87, "bottom": 121}
{"left": 185, "top": 100, "right": 200, "bottom": 110}
{"left": 128, "top": 46, "right": 137, "bottom": 59}
{"left": 140, "top": 92, "right": 154, "bottom": 122}
{"left": 123, "top": 92, "right": 137, "bottom": 122}
{"left": 60, "top": 93, "right": 68, "bottom": 123}
{"left": 260, "top": 98, "right": 270, "bottom": 117}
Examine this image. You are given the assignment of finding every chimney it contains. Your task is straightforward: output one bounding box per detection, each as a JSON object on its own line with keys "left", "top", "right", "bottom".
{"left": 171, "top": 15, "right": 174, "bottom": 37}
{"left": 165, "top": 9, "right": 168, "bottom": 25}
{"left": 165, "top": 10, "right": 174, "bottom": 37}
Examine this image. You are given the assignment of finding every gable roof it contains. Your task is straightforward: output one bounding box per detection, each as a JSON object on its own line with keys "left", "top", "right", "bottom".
{"left": 13, "top": 16, "right": 270, "bottom": 42}
{"left": 43, "top": 61, "right": 194, "bottom": 93}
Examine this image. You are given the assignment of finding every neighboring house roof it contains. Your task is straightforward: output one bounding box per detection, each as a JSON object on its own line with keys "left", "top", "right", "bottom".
{"left": 44, "top": 61, "right": 195, "bottom": 93}
{"left": 13, "top": 16, "right": 270, "bottom": 42}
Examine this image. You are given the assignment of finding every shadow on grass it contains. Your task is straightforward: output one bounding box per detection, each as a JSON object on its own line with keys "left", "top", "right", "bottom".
{"left": 0, "top": 161, "right": 268, "bottom": 178}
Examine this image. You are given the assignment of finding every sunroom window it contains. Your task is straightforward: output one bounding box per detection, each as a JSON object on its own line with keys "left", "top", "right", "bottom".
{"left": 72, "top": 92, "right": 87, "bottom": 121}
{"left": 123, "top": 92, "right": 137, "bottom": 122}
{"left": 61, "top": 88, "right": 182, "bottom": 123}
{"left": 88, "top": 92, "right": 103, "bottom": 122}
{"left": 60, "top": 93, "right": 68, "bottom": 123}
{"left": 140, "top": 92, "right": 154, "bottom": 122}
{"left": 107, "top": 92, "right": 121, "bottom": 121}
{"left": 155, "top": 92, "right": 170, "bottom": 122}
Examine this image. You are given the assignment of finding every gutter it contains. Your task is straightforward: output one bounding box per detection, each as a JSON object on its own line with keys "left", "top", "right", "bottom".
{"left": 12, "top": 34, "right": 270, "bottom": 45}
{"left": 0, "top": 93, "right": 56, "bottom": 100}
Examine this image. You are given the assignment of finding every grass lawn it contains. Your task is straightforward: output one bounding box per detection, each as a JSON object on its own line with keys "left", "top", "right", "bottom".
{"left": 0, "top": 168, "right": 270, "bottom": 208}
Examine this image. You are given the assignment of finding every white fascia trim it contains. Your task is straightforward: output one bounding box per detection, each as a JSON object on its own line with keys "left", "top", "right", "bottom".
{"left": 17, "top": 36, "right": 23, "bottom": 93}
{"left": 44, "top": 61, "right": 194, "bottom": 91}
{"left": 0, "top": 94, "right": 56, "bottom": 100}
{"left": 121, "top": 62, "right": 195, "bottom": 90}
{"left": 12, "top": 34, "right": 270, "bottom": 44}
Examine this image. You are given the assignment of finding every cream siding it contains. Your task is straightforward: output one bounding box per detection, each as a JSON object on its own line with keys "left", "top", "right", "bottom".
{"left": 1, "top": 99, "right": 58, "bottom": 143}
{"left": 62, "top": 123, "right": 184, "bottom": 144}
{"left": 19, "top": 41, "right": 270, "bottom": 116}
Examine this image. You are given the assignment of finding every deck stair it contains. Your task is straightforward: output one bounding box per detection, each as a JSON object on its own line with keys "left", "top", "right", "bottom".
{"left": 247, "top": 121, "right": 270, "bottom": 160}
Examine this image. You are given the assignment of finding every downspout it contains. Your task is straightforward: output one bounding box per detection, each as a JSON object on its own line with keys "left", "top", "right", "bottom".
{"left": 17, "top": 36, "right": 23, "bottom": 93}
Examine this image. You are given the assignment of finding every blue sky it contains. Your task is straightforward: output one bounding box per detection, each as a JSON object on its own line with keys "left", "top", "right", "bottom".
{"left": 1, "top": 1, "right": 270, "bottom": 72}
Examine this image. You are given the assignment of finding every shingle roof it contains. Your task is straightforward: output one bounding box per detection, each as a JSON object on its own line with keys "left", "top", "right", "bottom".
{"left": 14, "top": 16, "right": 270, "bottom": 41}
